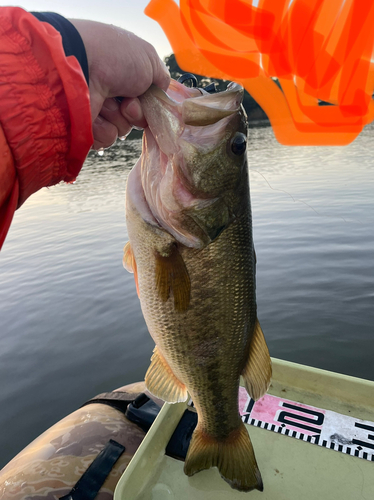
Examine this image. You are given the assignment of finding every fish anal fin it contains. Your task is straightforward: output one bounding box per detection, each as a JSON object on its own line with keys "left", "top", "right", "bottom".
{"left": 145, "top": 346, "right": 188, "bottom": 403}
{"left": 155, "top": 245, "right": 191, "bottom": 313}
{"left": 123, "top": 241, "right": 139, "bottom": 297}
{"left": 184, "top": 422, "right": 263, "bottom": 492}
{"left": 242, "top": 319, "right": 272, "bottom": 401}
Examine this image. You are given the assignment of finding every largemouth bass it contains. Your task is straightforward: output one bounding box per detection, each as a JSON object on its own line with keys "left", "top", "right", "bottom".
{"left": 123, "top": 79, "right": 271, "bottom": 492}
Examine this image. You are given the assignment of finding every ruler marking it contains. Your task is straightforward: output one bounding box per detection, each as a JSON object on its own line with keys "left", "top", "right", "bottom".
{"left": 239, "top": 386, "right": 374, "bottom": 463}
{"left": 352, "top": 438, "right": 374, "bottom": 450}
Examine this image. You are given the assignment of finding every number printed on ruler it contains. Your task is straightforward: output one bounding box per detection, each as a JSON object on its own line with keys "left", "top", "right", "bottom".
{"left": 238, "top": 388, "right": 374, "bottom": 461}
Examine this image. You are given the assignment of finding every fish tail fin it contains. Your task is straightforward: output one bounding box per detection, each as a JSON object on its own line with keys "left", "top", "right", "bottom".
{"left": 184, "top": 422, "right": 263, "bottom": 492}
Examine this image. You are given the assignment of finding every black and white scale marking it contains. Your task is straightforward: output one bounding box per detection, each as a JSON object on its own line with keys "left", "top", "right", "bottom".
{"left": 238, "top": 389, "right": 374, "bottom": 462}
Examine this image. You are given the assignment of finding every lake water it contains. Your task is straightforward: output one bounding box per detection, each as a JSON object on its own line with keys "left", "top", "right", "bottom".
{"left": 0, "top": 126, "right": 373, "bottom": 468}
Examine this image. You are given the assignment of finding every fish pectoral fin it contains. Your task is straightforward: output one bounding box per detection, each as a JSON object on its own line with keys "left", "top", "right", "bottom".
{"left": 123, "top": 241, "right": 140, "bottom": 297}
{"left": 184, "top": 422, "right": 263, "bottom": 492}
{"left": 123, "top": 242, "right": 134, "bottom": 273}
{"left": 145, "top": 346, "right": 188, "bottom": 403}
{"left": 155, "top": 245, "right": 191, "bottom": 313}
{"left": 242, "top": 319, "right": 272, "bottom": 401}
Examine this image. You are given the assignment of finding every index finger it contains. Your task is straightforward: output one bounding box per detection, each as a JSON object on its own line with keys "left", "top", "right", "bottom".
{"left": 120, "top": 97, "right": 147, "bottom": 129}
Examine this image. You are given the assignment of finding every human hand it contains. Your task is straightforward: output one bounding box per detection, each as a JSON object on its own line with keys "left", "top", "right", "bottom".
{"left": 69, "top": 20, "right": 170, "bottom": 150}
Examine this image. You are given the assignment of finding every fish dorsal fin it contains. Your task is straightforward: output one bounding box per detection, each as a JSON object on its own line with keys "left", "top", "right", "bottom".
{"left": 123, "top": 241, "right": 139, "bottom": 297}
{"left": 242, "top": 319, "right": 272, "bottom": 401}
{"left": 155, "top": 245, "right": 191, "bottom": 312}
{"left": 145, "top": 346, "right": 188, "bottom": 403}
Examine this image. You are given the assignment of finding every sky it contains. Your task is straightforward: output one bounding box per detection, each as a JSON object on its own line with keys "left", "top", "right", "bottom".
{"left": 2, "top": 0, "right": 173, "bottom": 59}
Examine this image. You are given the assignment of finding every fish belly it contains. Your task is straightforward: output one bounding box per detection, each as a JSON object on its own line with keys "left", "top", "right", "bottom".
{"left": 129, "top": 199, "right": 256, "bottom": 429}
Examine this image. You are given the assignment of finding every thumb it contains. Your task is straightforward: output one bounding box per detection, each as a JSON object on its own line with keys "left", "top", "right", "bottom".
{"left": 150, "top": 57, "right": 170, "bottom": 92}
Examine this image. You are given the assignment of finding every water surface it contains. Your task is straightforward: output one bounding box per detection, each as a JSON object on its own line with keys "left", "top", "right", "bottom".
{"left": 0, "top": 126, "right": 373, "bottom": 467}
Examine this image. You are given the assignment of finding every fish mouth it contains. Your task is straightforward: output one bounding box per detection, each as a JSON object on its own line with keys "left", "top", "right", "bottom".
{"left": 138, "top": 80, "right": 244, "bottom": 247}
{"left": 140, "top": 80, "right": 244, "bottom": 156}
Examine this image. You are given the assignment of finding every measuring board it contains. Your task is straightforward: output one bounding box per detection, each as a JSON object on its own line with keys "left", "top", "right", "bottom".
{"left": 238, "top": 387, "right": 374, "bottom": 461}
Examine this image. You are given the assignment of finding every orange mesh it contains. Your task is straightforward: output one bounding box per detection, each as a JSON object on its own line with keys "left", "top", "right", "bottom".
{"left": 145, "top": 0, "right": 374, "bottom": 145}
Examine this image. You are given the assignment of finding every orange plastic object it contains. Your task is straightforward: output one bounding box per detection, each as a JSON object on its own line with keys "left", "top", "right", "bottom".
{"left": 145, "top": 0, "right": 374, "bottom": 145}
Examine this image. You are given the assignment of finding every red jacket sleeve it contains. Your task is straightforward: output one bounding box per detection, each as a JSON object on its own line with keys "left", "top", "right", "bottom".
{"left": 0, "top": 7, "right": 93, "bottom": 249}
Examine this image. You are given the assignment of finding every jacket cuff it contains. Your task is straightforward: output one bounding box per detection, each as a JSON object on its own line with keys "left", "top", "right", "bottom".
{"left": 0, "top": 7, "right": 93, "bottom": 208}
{"left": 31, "top": 12, "right": 89, "bottom": 86}
{"left": 0, "top": 126, "right": 18, "bottom": 249}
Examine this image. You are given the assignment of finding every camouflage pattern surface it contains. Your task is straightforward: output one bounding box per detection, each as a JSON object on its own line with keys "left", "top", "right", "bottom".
{"left": 0, "top": 382, "right": 162, "bottom": 500}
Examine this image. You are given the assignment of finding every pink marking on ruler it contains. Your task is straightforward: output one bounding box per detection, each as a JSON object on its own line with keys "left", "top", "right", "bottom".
{"left": 238, "top": 388, "right": 326, "bottom": 436}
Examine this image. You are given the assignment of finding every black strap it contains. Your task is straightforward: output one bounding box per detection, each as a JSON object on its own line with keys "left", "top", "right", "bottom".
{"left": 125, "top": 395, "right": 161, "bottom": 432}
{"left": 59, "top": 439, "right": 125, "bottom": 500}
{"left": 81, "top": 391, "right": 142, "bottom": 416}
{"left": 165, "top": 408, "right": 197, "bottom": 461}
{"left": 31, "top": 12, "right": 89, "bottom": 85}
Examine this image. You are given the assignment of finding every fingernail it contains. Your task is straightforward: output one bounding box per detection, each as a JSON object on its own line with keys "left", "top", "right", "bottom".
{"left": 124, "top": 99, "right": 143, "bottom": 121}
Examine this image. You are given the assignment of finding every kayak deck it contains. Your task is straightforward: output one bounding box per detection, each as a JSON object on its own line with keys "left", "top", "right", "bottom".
{"left": 114, "top": 358, "right": 374, "bottom": 499}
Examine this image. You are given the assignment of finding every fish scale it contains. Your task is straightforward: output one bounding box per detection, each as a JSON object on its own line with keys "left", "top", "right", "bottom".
{"left": 124, "top": 79, "right": 271, "bottom": 492}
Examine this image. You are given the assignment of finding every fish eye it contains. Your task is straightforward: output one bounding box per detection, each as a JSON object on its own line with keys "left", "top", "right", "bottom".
{"left": 231, "top": 133, "right": 247, "bottom": 156}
